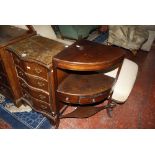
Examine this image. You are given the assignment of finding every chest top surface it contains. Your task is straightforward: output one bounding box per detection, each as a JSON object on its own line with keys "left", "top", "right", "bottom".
{"left": 7, "top": 35, "right": 66, "bottom": 67}
{"left": 0, "top": 25, "right": 31, "bottom": 48}
{"left": 53, "top": 39, "right": 125, "bottom": 71}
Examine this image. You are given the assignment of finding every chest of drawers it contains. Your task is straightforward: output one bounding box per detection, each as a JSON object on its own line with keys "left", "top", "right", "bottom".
{"left": 7, "top": 35, "right": 66, "bottom": 126}
{"left": 0, "top": 25, "right": 36, "bottom": 102}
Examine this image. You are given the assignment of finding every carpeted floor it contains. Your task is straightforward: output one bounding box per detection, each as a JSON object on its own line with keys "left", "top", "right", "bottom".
{"left": 0, "top": 95, "right": 52, "bottom": 129}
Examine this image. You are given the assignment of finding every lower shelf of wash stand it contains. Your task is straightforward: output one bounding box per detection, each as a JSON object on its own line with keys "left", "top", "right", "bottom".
{"left": 57, "top": 72, "right": 117, "bottom": 119}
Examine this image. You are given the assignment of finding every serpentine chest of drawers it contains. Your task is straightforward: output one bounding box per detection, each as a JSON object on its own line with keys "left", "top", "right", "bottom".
{"left": 7, "top": 35, "right": 66, "bottom": 126}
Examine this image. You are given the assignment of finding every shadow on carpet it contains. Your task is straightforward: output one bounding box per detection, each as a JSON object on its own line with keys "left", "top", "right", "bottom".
{"left": 0, "top": 97, "right": 52, "bottom": 129}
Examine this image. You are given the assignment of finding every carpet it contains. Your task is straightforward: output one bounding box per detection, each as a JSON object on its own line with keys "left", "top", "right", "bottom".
{"left": 0, "top": 94, "right": 52, "bottom": 129}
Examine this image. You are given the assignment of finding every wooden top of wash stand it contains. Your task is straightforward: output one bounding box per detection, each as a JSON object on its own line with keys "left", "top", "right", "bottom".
{"left": 53, "top": 39, "right": 126, "bottom": 71}
{"left": 7, "top": 35, "right": 66, "bottom": 68}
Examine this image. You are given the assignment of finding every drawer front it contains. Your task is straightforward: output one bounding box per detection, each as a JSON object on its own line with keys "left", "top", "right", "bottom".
{"left": 0, "top": 73, "right": 9, "bottom": 86}
{"left": 22, "top": 61, "right": 48, "bottom": 80}
{"left": 26, "top": 76, "right": 48, "bottom": 92}
{"left": 32, "top": 98, "right": 51, "bottom": 114}
{"left": 16, "top": 66, "right": 48, "bottom": 91}
{"left": 12, "top": 53, "right": 48, "bottom": 80}
{"left": 57, "top": 89, "right": 111, "bottom": 105}
{"left": 19, "top": 78, "right": 49, "bottom": 103}
{"left": 22, "top": 89, "right": 51, "bottom": 114}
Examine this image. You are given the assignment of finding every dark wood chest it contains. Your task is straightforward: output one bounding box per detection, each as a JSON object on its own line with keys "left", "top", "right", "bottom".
{"left": 7, "top": 35, "right": 66, "bottom": 124}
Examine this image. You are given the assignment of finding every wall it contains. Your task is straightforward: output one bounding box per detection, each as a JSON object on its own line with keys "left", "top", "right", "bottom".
{"left": 14, "top": 25, "right": 74, "bottom": 45}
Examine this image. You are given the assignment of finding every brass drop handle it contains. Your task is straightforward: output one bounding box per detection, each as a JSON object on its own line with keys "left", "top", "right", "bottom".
{"left": 34, "top": 68, "right": 42, "bottom": 74}
{"left": 37, "top": 81, "right": 45, "bottom": 87}
{"left": 66, "top": 97, "right": 69, "bottom": 102}
{"left": 92, "top": 98, "right": 96, "bottom": 103}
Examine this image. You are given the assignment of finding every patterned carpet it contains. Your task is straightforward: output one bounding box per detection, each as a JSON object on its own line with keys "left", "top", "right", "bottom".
{"left": 0, "top": 94, "right": 52, "bottom": 129}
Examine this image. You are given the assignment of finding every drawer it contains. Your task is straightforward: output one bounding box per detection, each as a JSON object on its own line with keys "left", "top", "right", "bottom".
{"left": 0, "top": 73, "right": 9, "bottom": 86}
{"left": 32, "top": 98, "right": 51, "bottom": 114}
{"left": 21, "top": 89, "right": 51, "bottom": 114}
{"left": 17, "top": 66, "right": 48, "bottom": 91}
{"left": 26, "top": 76, "right": 48, "bottom": 92}
{"left": 12, "top": 53, "right": 48, "bottom": 80}
{"left": 19, "top": 78, "right": 49, "bottom": 103}
{"left": 29, "top": 89, "right": 49, "bottom": 103}
{"left": 23, "top": 61, "right": 48, "bottom": 80}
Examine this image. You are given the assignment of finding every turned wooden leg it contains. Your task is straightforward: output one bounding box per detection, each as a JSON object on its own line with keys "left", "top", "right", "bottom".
{"left": 50, "top": 113, "right": 60, "bottom": 129}
{"left": 106, "top": 101, "right": 117, "bottom": 118}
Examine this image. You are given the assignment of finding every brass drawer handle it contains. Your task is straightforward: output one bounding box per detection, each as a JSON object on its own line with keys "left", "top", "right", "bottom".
{"left": 92, "top": 98, "right": 96, "bottom": 103}
{"left": 39, "top": 94, "right": 46, "bottom": 100}
{"left": 66, "top": 97, "right": 69, "bottom": 102}
{"left": 37, "top": 81, "right": 45, "bottom": 87}
{"left": 34, "top": 68, "right": 42, "bottom": 74}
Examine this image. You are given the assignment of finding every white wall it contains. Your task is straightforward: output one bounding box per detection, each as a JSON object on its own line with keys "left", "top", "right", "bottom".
{"left": 14, "top": 25, "right": 74, "bottom": 45}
